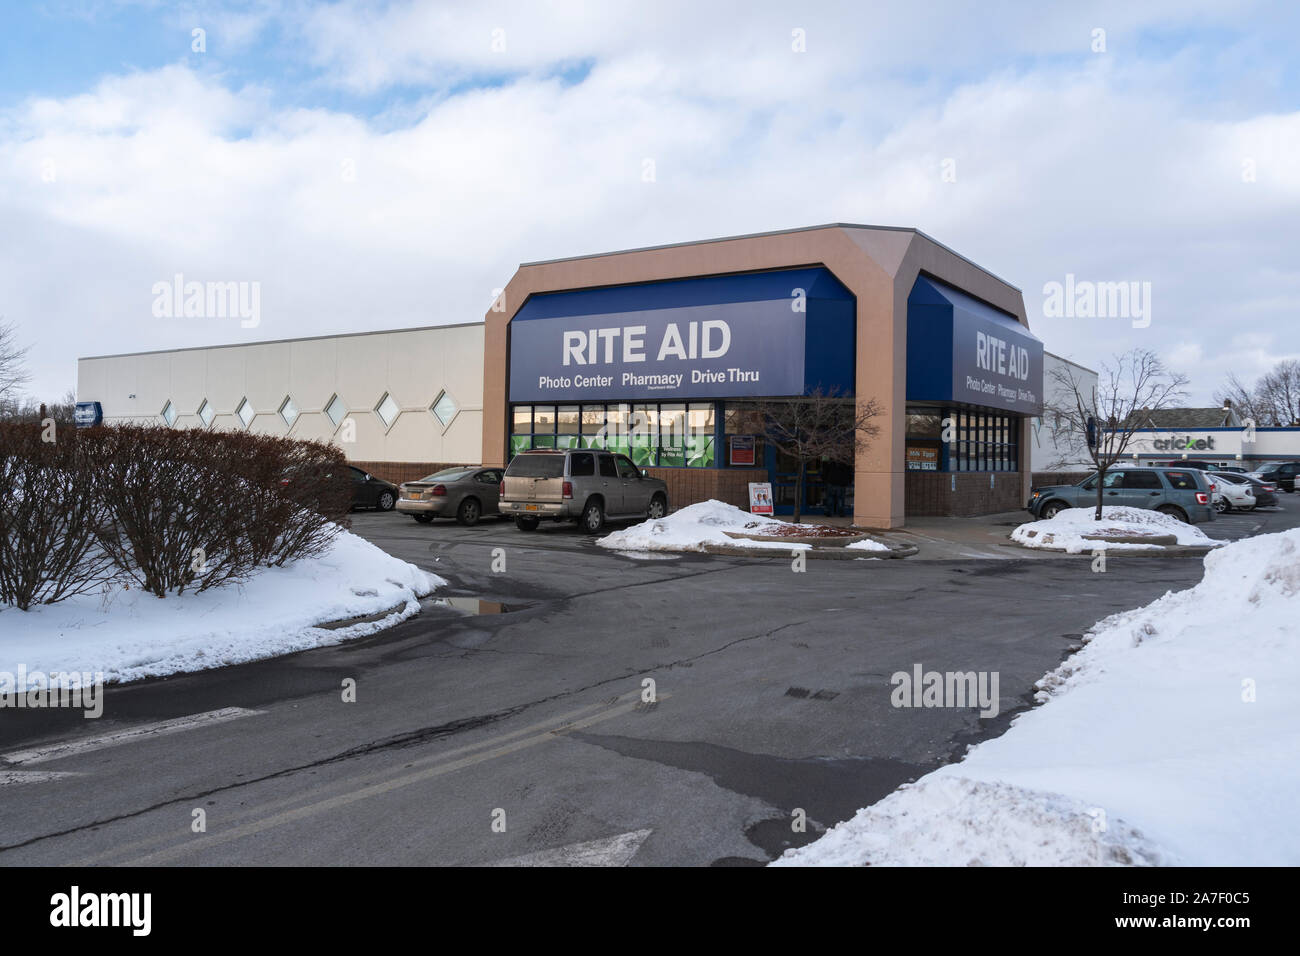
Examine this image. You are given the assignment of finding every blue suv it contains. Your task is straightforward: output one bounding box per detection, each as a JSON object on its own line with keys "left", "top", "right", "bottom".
{"left": 1027, "top": 467, "right": 1215, "bottom": 524}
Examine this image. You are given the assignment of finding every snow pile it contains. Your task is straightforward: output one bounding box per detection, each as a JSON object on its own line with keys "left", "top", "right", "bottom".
{"left": 777, "top": 528, "right": 1300, "bottom": 866}
{"left": 845, "top": 537, "right": 891, "bottom": 552}
{"left": 597, "top": 500, "right": 811, "bottom": 552}
{"left": 0, "top": 530, "right": 443, "bottom": 683}
{"left": 772, "top": 777, "right": 1170, "bottom": 867}
{"left": 1012, "top": 505, "right": 1221, "bottom": 552}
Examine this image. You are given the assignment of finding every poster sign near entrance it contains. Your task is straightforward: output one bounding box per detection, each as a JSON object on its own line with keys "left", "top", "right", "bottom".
{"left": 729, "top": 435, "right": 755, "bottom": 466}
{"left": 906, "top": 444, "right": 939, "bottom": 471}
{"left": 748, "top": 482, "right": 774, "bottom": 515}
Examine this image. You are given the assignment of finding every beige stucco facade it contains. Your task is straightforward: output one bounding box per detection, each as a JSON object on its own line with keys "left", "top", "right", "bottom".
{"left": 77, "top": 323, "right": 485, "bottom": 466}
{"left": 482, "top": 224, "right": 1034, "bottom": 529}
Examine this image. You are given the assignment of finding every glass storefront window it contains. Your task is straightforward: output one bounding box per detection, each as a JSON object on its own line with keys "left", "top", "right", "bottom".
{"left": 533, "top": 405, "right": 556, "bottom": 434}
{"left": 581, "top": 406, "right": 605, "bottom": 434}
{"left": 557, "top": 405, "right": 580, "bottom": 434}
{"left": 507, "top": 400, "right": 741, "bottom": 470}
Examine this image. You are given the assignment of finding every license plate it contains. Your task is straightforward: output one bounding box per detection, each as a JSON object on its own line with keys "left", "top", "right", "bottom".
{"left": 525, "top": 504, "right": 538, "bottom": 512}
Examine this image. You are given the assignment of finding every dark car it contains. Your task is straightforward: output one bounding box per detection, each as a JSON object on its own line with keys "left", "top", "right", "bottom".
{"left": 348, "top": 465, "right": 398, "bottom": 511}
{"left": 1159, "top": 460, "right": 1233, "bottom": 471}
{"left": 396, "top": 466, "right": 503, "bottom": 526}
{"left": 1211, "top": 471, "right": 1279, "bottom": 509}
{"left": 1253, "top": 461, "right": 1299, "bottom": 493}
{"left": 1026, "top": 467, "right": 1215, "bottom": 524}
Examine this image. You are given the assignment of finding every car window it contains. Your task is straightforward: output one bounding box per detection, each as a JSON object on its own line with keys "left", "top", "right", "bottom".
{"left": 569, "top": 452, "right": 595, "bottom": 477}
{"left": 1123, "top": 471, "right": 1161, "bottom": 489}
{"left": 421, "top": 468, "right": 475, "bottom": 482}
{"left": 349, "top": 466, "right": 367, "bottom": 480}
{"left": 598, "top": 454, "right": 618, "bottom": 478}
{"left": 1081, "top": 476, "right": 1098, "bottom": 491}
{"left": 504, "top": 455, "right": 565, "bottom": 478}
{"left": 1211, "top": 472, "right": 1244, "bottom": 484}
{"left": 615, "top": 455, "right": 640, "bottom": 479}
{"left": 1102, "top": 471, "right": 1125, "bottom": 488}
{"left": 1162, "top": 470, "right": 1197, "bottom": 490}
{"left": 476, "top": 470, "right": 501, "bottom": 484}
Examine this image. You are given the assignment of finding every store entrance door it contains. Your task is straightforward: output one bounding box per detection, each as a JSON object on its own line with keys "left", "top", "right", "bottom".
{"left": 767, "top": 447, "right": 827, "bottom": 516}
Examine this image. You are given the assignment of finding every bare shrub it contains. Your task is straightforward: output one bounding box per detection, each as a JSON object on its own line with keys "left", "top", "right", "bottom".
{"left": 0, "top": 424, "right": 117, "bottom": 609}
{"left": 86, "top": 426, "right": 353, "bottom": 598}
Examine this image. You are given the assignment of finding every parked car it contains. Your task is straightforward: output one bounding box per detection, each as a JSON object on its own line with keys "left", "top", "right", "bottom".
{"left": 348, "top": 466, "right": 399, "bottom": 511}
{"left": 1205, "top": 472, "right": 1254, "bottom": 513}
{"left": 396, "top": 466, "right": 503, "bottom": 525}
{"left": 1159, "top": 460, "right": 1233, "bottom": 472}
{"left": 1211, "top": 471, "right": 1277, "bottom": 509}
{"left": 1250, "top": 461, "right": 1299, "bottom": 493}
{"left": 1026, "top": 466, "right": 1215, "bottom": 524}
{"left": 500, "top": 448, "right": 669, "bottom": 533}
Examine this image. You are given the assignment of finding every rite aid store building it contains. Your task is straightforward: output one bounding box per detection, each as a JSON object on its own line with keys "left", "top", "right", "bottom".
{"left": 78, "top": 224, "right": 1045, "bottom": 529}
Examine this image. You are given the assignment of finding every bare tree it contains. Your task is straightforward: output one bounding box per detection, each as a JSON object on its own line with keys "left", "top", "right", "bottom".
{"left": 750, "top": 387, "right": 882, "bottom": 524}
{"left": 0, "top": 388, "right": 76, "bottom": 424}
{"left": 1214, "top": 359, "right": 1300, "bottom": 427}
{"left": 1213, "top": 372, "right": 1270, "bottom": 425}
{"left": 1047, "top": 349, "right": 1188, "bottom": 520}
{"left": 1258, "top": 359, "right": 1300, "bottom": 426}
{"left": 0, "top": 318, "right": 31, "bottom": 405}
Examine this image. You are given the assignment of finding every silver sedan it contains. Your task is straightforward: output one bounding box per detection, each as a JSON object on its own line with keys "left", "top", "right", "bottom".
{"left": 396, "top": 466, "right": 504, "bottom": 526}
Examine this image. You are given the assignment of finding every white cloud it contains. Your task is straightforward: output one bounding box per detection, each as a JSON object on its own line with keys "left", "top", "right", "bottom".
{"left": 1, "top": 2, "right": 1298, "bottom": 404}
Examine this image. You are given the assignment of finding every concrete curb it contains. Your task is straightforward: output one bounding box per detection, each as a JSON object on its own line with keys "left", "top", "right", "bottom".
{"left": 698, "top": 542, "right": 918, "bottom": 560}
{"left": 314, "top": 601, "right": 411, "bottom": 630}
{"left": 721, "top": 530, "right": 878, "bottom": 547}
{"left": 999, "top": 542, "right": 1219, "bottom": 558}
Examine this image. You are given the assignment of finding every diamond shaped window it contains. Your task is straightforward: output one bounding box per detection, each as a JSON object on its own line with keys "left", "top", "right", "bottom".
{"left": 236, "top": 398, "right": 255, "bottom": 428}
{"left": 197, "top": 400, "right": 214, "bottom": 427}
{"left": 279, "top": 396, "right": 299, "bottom": 428}
{"left": 325, "top": 394, "right": 347, "bottom": 427}
{"left": 431, "top": 391, "right": 458, "bottom": 427}
{"left": 375, "top": 392, "right": 400, "bottom": 428}
{"left": 161, "top": 401, "right": 176, "bottom": 427}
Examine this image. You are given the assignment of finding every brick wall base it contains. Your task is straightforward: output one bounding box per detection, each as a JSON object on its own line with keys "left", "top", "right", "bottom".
{"left": 905, "top": 471, "right": 1025, "bottom": 516}
{"left": 644, "top": 467, "right": 770, "bottom": 511}
{"left": 350, "top": 461, "right": 473, "bottom": 485}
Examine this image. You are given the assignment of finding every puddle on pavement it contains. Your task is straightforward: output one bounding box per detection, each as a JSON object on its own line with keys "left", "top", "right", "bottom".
{"left": 421, "top": 596, "right": 532, "bottom": 615}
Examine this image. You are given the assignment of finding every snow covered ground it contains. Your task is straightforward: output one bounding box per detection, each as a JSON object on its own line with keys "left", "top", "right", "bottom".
{"left": 1012, "top": 505, "right": 1222, "bottom": 553}
{"left": 0, "top": 530, "right": 442, "bottom": 684}
{"left": 598, "top": 499, "right": 888, "bottom": 553}
{"left": 776, "top": 528, "right": 1300, "bottom": 866}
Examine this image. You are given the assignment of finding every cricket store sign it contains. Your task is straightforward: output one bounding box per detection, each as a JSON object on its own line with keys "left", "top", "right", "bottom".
{"left": 1150, "top": 435, "right": 1216, "bottom": 452}
{"left": 509, "top": 300, "right": 806, "bottom": 402}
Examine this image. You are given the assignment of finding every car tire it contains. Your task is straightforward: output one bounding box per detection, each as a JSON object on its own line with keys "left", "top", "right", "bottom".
{"left": 580, "top": 499, "right": 605, "bottom": 534}
{"left": 1214, "top": 497, "right": 1229, "bottom": 514}
{"left": 457, "top": 497, "right": 481, "bottom": 527}
{"left": 377, "top": 490, "right": 396, "bottom": 511}
{"left": 647, "top": 494, "right": 667, "bottom": 520}
{"left": 1157, "top": 504, "right": 1189, "bottom": 523}
{"left": 1040, "top": 501, "right": 1068, "bottom": 519}
{"left": 515, "top": 516, "right": 540, "bottom": 531}
{"left": 413, "top": 515, "right": 434, "bottom": 524}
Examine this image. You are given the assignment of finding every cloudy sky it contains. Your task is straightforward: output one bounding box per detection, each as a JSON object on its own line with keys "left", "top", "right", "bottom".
{"left": 2, "top": 0, "right": 1297, "bottom": 404}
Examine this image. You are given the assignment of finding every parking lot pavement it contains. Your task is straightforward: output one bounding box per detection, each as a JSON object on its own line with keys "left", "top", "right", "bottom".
{"left": 0, "top": 506, "right": 1240, "bottom": 867}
